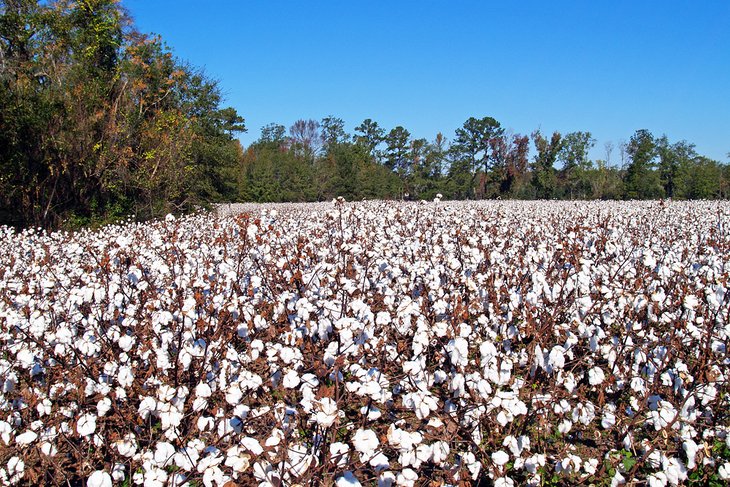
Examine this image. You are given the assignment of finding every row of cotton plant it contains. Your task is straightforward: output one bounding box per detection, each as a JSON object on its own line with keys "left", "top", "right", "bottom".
{"left": 0, "top": 200, "right": 729, "bottom": 486}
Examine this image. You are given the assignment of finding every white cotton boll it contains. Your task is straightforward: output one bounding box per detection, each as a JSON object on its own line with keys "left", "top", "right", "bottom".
{"left": 0, "top": 421, "right": 11, "bottom": 445}
{"left": 431, "top": 441, "right": 449, "bottom": 465}
{"left": 96, "top": 398, "right": 112, "bottom": 417}
{"left": 195, "top": 382, "right": 213, "bottom": 398}
{"left": 378, "top": 471, "right": 396, "bottom": 487}
{"left": 76, "top": 414, "right": 96, "bottom": 437}
{"left": 40, "top": 442, "right": 57, "bottom": 456}
{"left": 314, "top": 397, "right": 339, "bottom": 427}
{"left": 427, "top": 417, "right": 444, "bottom": 429}
{"left": 197, "top": 416, "right": 214, "bottom": 432}
{"left": 224, "top": 448, "right": 251, "bottom": 473}
{"left": 718, "top": 462, "right": 730, "bottom": 480}
{"left": 461, "top": 451, "right": 482, "bottom": 479}
{"left": 548, "top": 346, "right": 566, "bottom": 371}
{"left": 495, "top": 477, "right": 515, "bottom": 487}
{"left": 282, "top": 369, "right": 301, "bottom": 389}
{"left": 446, "top": 337, "right": 469, "bottom": 368}
{"left": 246, "top": 224, "right": 258, "bottom": 239}
{"left": 114, "top": 435, "right": 137, "bottom": 457}
{"left": 111, "top": 464, "right": 125, "bottom": 482}
{"left": 138, "top": 396, "right": 156, "bottom": 420}
{"left": 286, "top": 443, "right": 314, "bottom": 477}
{"left": 376, "top": 311, "right": 391, "bottom": 325}
{"left": 584, "top": 458, "right": 599, "bottom": 475}
{"left": 682, "top": 439, "right": 698, "bottom": 469}
{"left": 369, "top": 452, "right": 390, "bottom": 471}
{"left": 87, "top": 470, "right": 112, "bottom": 487}
{"left": 558, "top": 419, "right": 572, "bottom": 435}
{"left": 192, "top": 397, "right": 208, "bottom": 412}
{"left": 492, "top": 450, "right": 510, "bottom": 466}
{"left": 336, "top": 471, "right": 362, "bottom": 487}
{"left": 503, "top": 436, "right": 521, "bottom": 458}
{"left": 415, "top": 444, "right": 433, "bottom": 466}
{"left": 610, "top": 470, "right": 626, "bottom": 486}
{"left": 15, "top": 348, "right": 35, "bottom": 369}
{"left": 330, "top": 442, "right": 350, "bottom": 467}
{"left": 154, "top": 442, "right": 176, "bottom": 467}
{"left": 588, "top": 367, "right": 605, "bottom": 386}
{"left": 7, "top": 456, "right": 25, "bottom": 482}
{"left": 352, "top": 429, "right": 379, "bottom": 457}
{"left": 265, "top": 428, "right": 284, "bottom": 447}
{"left": 360, "top": 405, "right": 382, "bottom": 421}
{"left": 396, "top": 468, "right": 418, "bottom": 487}
{"left": 36, "top": 398, "right": 51, "bottom": 417}
{"left": 647, "top": 472, "right": 668, "bottom": 487}
{"left": 683, "top": 295, "right": 699, "bottom": 310}
{"left": 117, "top": 366, "right": 134, "bottom": 388}
{"left": 225, "top": 384, "right": 243, "bottom": 405}
{"left": 662, "top": 456, "right": 688, "bottom": 485}
{"left": 236, "top": 436, "right": 262, "bottom": 456}
{"left": 602, "top": 409, "right": 616, "bottom": 429}
{"left": 14, "top": 431, "right": 37, "bottom": 446}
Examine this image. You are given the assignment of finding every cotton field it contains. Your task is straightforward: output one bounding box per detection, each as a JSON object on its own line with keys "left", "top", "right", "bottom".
{"left": 0, "top": 200, "right": 729, "bottom": 487}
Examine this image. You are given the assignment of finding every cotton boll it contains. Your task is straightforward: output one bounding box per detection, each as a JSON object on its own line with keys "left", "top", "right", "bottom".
{"left": 14, "top": 431, "right": 37, "bottom": 446}
{"left": 282, "top": 369, "right": 301, "bottom": 389}
{"left": 683, "top": 295, "right": 699, "bottom": 311}
{"left": 373, "top": 471, "right": 395, "bottom": 487}
{"left": 15, "top": 348, "right": 35, "bottom": 369}
{"left": 396, "top": 468, "right": 418, "bottom": 487}
{"left": 718, "top": 463, "right": 730, "bottom": 480}
{"left": 114, "top": 434, "right": 137, "bottom": 457}
{"left": 495, "top": 477, "right": 515, "bottom": 487}
{"left": 0, "top": 422, "right": 11, "bottom": 445}
{"left": 682, "top": 439, "right": 698, "bottom": 469}
{"left": 76, "top": 414, "right": 96, "bottom": 437}
{"left": 446, "top": 337, "right": 469, "bottom": 368}
{"left": 96, "top": 397, "right": 112, "bottom": 417}
{"left": 330, "top": 442, "right": 350, "bottom": 468}
{"left": 197, "top": 416, "right": 214, "bottom": 432}
{"left": 313, "top": 397, "right": 339, "bottom": 427}
{"left": 558, "top": 419, "right": 572, "bottom": 435}
{"left": 352, "top": 429, "right": 379, "bottom": 458}
{"left": 369, "top": 452, "right": 390, "bottom": 471}
{"left": 87, "top": 470, "right": 112, "bottom": 487}
{"left": 492, "top": 450, "right": 510, "bottom": 466}
{"left": 336, "top": 471, "right": 362, "bottom": 487}
{"left": 548, "top": 346, "right": 566, "bottom": 371}
{"left": 588, "top": 367, "right": 605, "bottom": 385}
{"left": 239, "top": 436, "right": 263, "bottom": 456}
{"left": 111, "top": 464, "right": 126, "bottom": 482}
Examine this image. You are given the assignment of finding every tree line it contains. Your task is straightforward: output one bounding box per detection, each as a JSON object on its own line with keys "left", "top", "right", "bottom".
{"left": 2, "top": 1, "right": 728, "bottom": 230}
{"left": 240, "top": 117, "right": 729, "bottom": 203}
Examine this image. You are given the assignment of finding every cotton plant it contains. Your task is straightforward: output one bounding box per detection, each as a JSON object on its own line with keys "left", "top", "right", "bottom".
{"left": 0, "top": 200, "right": 728, "bottom": 485}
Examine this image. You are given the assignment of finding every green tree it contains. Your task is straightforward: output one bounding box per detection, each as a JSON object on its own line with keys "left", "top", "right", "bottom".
{"left": 354, "top": 118, "right": 385, "bottom": 162}
{"left": 384, "top": 125, "right": 411, "bottom": 176}
{"left": 0, "top": 0, "right": 246, "bottom": 227}
{"left": 624, "top": 129, "right": 663, "bottom": 199}
{"left": 685, "top": 157, "right": 723, "bottom": 199}
{"left": 321, "top": 115, "right": 349, "bottom": 154}
{"left": 656, "top": 136, "right": 694, "bottom": 198}
{"left": 410, "top": 133, "right": 446, "bottom": 200}
{"left": 531, "top": 130, "right": 562, "bottom": 199}
{"left": 259, "top": 123, "right": 287, "bottom": 146}
{"left": 559, "top": 131, "right": 595, "bottom": 199}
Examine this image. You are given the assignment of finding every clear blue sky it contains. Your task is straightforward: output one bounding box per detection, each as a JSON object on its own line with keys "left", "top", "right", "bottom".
{"left": 123, "top": 1, "right": 729, "bottom": 163}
